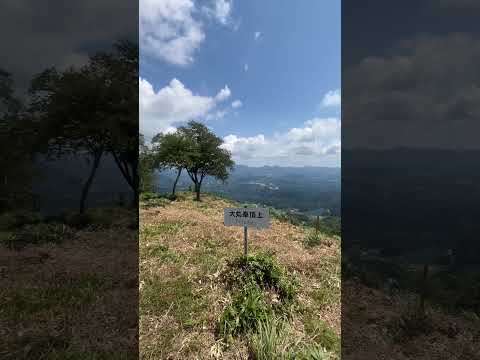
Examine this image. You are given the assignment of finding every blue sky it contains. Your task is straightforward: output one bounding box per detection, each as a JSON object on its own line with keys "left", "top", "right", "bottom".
{"left": 140, "top": 0, "right": 340, "bottom": 166}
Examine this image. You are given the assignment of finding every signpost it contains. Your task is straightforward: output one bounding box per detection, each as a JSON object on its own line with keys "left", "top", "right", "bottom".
{"left": 224, "top": 207, "right": 269, "bottom": 256}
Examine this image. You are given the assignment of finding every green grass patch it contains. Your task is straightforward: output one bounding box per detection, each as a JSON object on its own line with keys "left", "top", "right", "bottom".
{"left": 141, "top": 221, "right": 184, "bottom": 238}
{"left": 218, "top": 253, "right": 299, "bottom": 340}
{"left": 145, "top": 244, "right": 181, "bottom": 263}
{"left": 304, "top": 231, "right": 334, "bottom": 248}
{"left": 0, "top": 211, "right": 42, "bottom": 230}
{"left": 140, "top": 274, "right": 207, "bottom": 327}
{"left": 140, "top": 192, "right": 173, "bottom": 209}
{"left": 1, "top": 223, "right": 73, "bottom": 249}
{"left": 248, "top": 315, "right": 293, "bottom": 360}
{"left": 304, "top": 317, "right": 340, "bottom": 354}
{"left": 219, "top": 283, "right": 271, "bottom": 340}
{"left": 3, "top": 274, "right": 110, "bottom": 318}
{"left": 222, "top": 253, "right": 299, "bottom": 303}
{"left": 248, "top": 315, "right": 334, "bottom": 360}
{"left": 309, "top": 258, "right": 340, "bottom": 310}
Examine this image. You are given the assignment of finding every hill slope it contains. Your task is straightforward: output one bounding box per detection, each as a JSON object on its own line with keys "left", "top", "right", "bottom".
{"left": 139, "top": 192, "right": 341, "bottom": 359}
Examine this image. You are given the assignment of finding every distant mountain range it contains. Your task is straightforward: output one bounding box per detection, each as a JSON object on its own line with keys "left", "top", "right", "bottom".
{"left": 154, "top": 165, "right": 341, "bottom": 216}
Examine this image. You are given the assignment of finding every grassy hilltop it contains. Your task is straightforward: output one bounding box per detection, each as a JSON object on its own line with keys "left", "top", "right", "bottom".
{"left": 0, "top": 206, "right": 138, "bottom": 358}
{"left": 139, "top": 192, "right": 341, "bottom": 359}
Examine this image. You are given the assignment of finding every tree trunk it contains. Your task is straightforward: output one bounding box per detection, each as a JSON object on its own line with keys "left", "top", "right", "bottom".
{"left": 172, "top": 168, "right": 182, "bottom": 197}
{"left": 111, "top": 151, "right": 138, "bottom": 208}
{"left": 195, "top": 182, "right": 201, "bottom": 201}
{"left": 80, "top": 152, "right": 102, "bottom": 214}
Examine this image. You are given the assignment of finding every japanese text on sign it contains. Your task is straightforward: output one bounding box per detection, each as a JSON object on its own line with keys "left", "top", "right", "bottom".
{"left": 223, "top": 207, "right": 269, "bottom": 228}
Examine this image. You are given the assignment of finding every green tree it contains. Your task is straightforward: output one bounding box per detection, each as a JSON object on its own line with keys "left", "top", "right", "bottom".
{"left": 29, "top": 66, "right": 110, "bottom": 214}
{"left": 0, "top": 70, "right": 37, "bottom": 211}
{"left": 91, "top": 41, "right": 139, "bottom": 205}
{"left": 176, "top": 121, "right": 234, "bottom": 201}
{"left": 29, "top": 41, "right": 138, "bottom": 213}
{"left": 151, "top": 131, "right": 189, "bottom": 198}
{"left": 139, "top": 133, "right": 155, "bottom": 193}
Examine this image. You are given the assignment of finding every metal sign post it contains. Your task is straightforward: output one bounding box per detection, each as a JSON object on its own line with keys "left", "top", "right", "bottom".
{"left": 223, "top": 207, "right": 269, "bottom": 257}
{"left": 244, "top": 225, "right": 248, "bottom": 257}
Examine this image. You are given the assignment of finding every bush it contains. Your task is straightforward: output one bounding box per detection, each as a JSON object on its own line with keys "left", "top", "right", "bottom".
{"left": 219, "top": 254, "right": 299, "bottom": 340}
{"left": 219, "top": 284, "right": 271, "bottom": 339}
{"left": 304, "top": 231, "right": 335, "bottom": 248}
{"left": 222, "top": 253, "right": 299, "bottom": 303}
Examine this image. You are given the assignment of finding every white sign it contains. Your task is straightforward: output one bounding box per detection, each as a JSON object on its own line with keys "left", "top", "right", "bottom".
{"left": 224, "top": 207, "right": 269, "bottom": 229}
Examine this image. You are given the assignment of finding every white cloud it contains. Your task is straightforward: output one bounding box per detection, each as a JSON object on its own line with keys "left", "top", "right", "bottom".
{"left": 212, "top": 0, "right": 232, "bottom": 24}
{"left": 254, "top": 31, "right": 262, "bottom": 41}
{"left": 140, "top": 0, "right": 204, "bottom": 66}
{"left": 321, "top": 89, "right": 341, "bottom": 107}
{"left": 221, "top": 118, "right": 341, "bottom": 166}
{"left": 139, "top": 77, "right": 231, "bottom": 138}
{"left": 206, "top": 109, "right": 228, "bottom": 121}
{"left": 215, "top": 85, "right": 231, "bottom": 101}
{"left": 140, "top": 0, "right": 234, "bottom": 66}
{"left": 244, "top": 63, "right": 249, "bottom": 72}
{"left": 231, "top": 100, "right": 243, "bottom": 108}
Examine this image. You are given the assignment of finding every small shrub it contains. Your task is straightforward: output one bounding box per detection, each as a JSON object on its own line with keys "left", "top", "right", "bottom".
{"left": 222, "top": 253, "right": 299, "bottom": 303}
{"left": 219, "top": 284, "right": 270, "bottom": 339}
{"left": 219, "top": 254, "right": 299, "bottom": 341}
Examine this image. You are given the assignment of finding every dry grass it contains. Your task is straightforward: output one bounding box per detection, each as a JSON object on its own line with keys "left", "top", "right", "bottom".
{"left": 139, "top": 192, "right": 341, "bottom": 359}
{"left": 342, "top": 279, "right": 480, "bottom": 360}
{"left": 0, "top": 207, "right": 138, "bottom": 359}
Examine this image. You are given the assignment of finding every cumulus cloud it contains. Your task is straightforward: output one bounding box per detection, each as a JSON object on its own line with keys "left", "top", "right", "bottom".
{"left": 0, "top": 0, "right": 136, "bottom": 89}
{"left": 140, "top": 0, "right": 234, "bottom": 66}
{"left": 140, "top": 77, "right": 231, "bottom": 138}
{"left": 221, "top": 118, "right": 341, "bottom": 166}
{"left": 321, "top": 89, "right": 341, "bottom": 107}
{"left": 254, "top": 31, "right": 262, "bottom": 41}
{"left": 231, "top": 100, "right": 242, "bottom": 108}
{"left": 212, "top": 0, "right": 232, "bottom": 24}
{"left": 344, "top": 33, "right": 480, "bottom": 149}
{"left": 206, "top": 109, "right": 228, "bottom": 121}
{"left": 140, "top": 0, "right": 205, "bottom": 66}
{"left": 215, "top": 85, "right": 231, "bottom": 101}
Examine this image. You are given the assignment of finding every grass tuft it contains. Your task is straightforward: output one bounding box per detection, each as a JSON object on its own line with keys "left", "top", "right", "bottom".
{"left": 219, "top": 253, "right": 299, "bottom": 340}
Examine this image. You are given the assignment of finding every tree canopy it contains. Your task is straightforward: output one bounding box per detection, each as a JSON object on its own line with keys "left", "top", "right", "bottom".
{"left": 28, "top": 40, "right": 139, "bottom": 212}
{"left": 176, "top": 121, "right": 234, "bottom": 201}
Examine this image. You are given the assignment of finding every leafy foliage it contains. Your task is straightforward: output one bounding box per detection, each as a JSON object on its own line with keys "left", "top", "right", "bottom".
{"left": 176, "top": 121, "right": 234, "bottom": 201}
{"left": 219, "top": 284, "right": 271, "bottom": 339}
{"left": 29, "top": 41, "right": 139, "bottom": 212}
{"left": 219, "top": 254, "right": 299, "bottom": 339}
{"left": 222, "top": 253, "right": 299, "bottom": 303}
